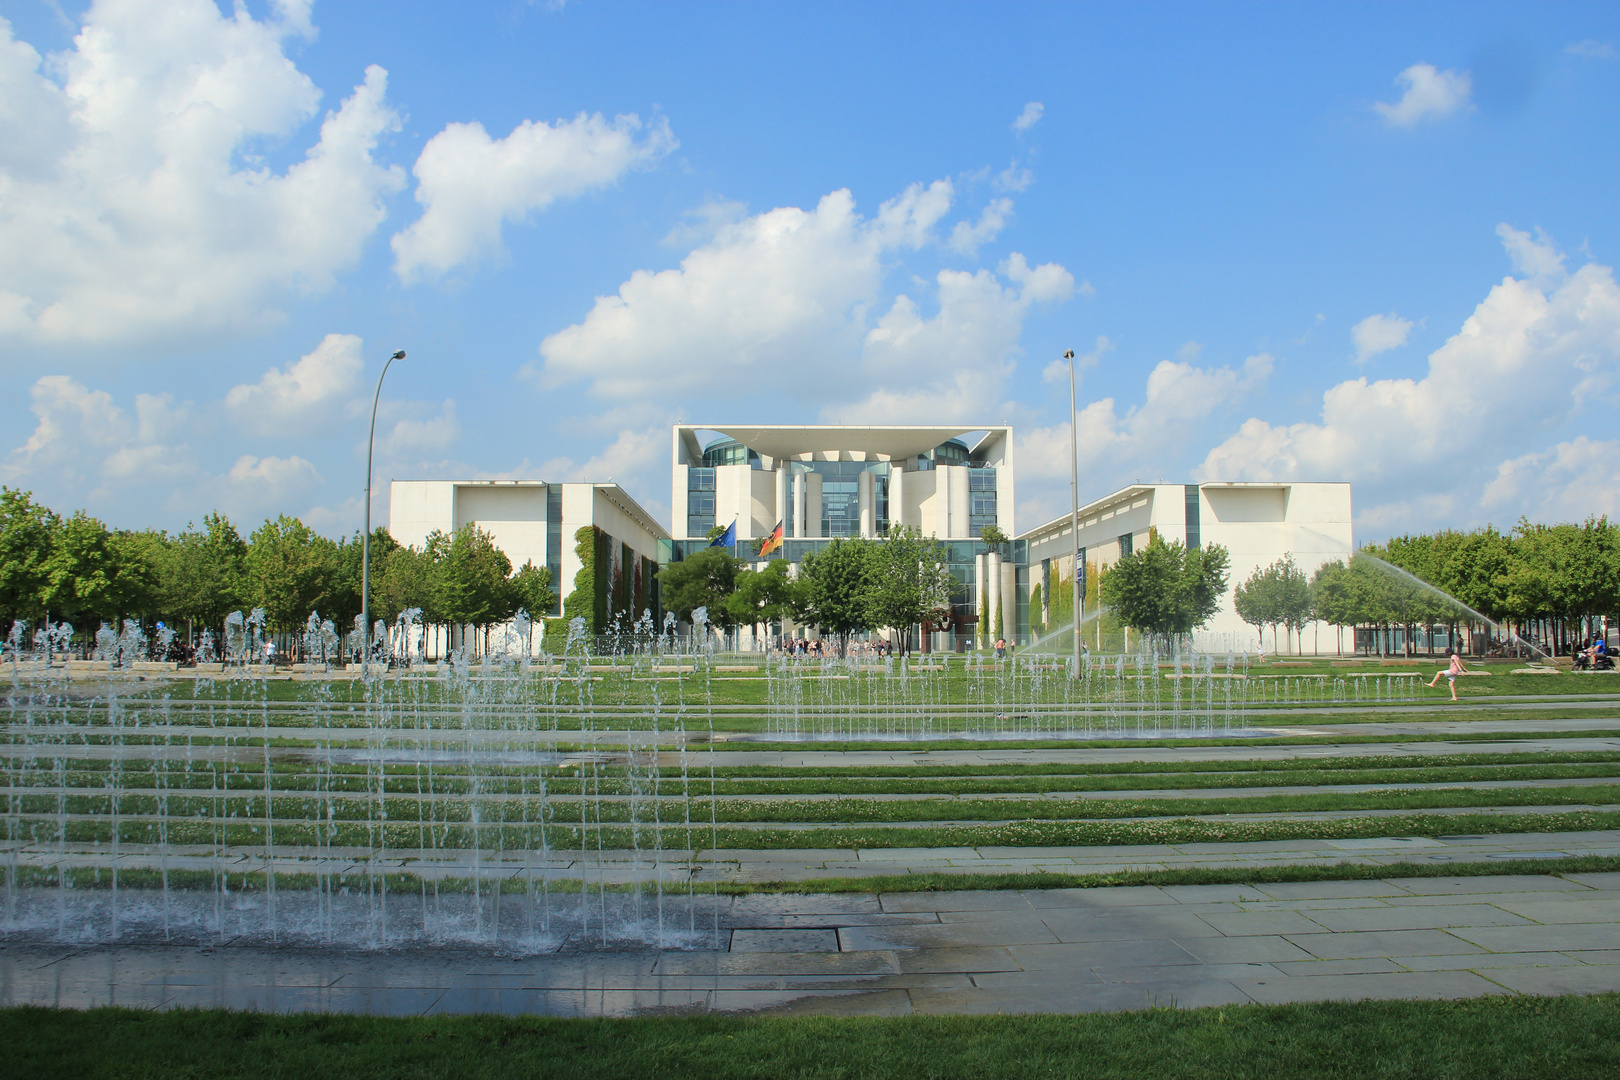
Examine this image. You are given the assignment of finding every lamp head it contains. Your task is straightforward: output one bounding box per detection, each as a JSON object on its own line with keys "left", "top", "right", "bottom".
{"left": 391, "top": 350, "right": 406, "bottom": 360}
{"left": 1063, "top": 349, "right": 1075, "bottom": 360}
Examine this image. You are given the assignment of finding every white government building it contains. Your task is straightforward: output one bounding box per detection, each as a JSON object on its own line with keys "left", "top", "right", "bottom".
{"left": 386, "top": 424, "right": 1354, "bottom": 652}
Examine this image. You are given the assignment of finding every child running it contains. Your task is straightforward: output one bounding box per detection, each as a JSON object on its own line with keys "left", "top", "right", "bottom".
{"left": 1426, "top": 648, "right": 1466, "bottom": 701}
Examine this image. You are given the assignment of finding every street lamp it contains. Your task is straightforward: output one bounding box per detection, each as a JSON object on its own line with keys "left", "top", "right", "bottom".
{"left": 361, "top": 349, "right": 406, "bottom": 667}
{"left": 1066, "top": 349, "right": 1083, "bottom": 675}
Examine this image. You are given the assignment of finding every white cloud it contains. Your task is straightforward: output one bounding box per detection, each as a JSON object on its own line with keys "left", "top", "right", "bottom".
{"left": 1497, "top": 223, "right": 1567, "bottom": 283}
{"left": 1019, "top": 352, "right": 1274, "bottom": 488}
{"left": 1484, "top": 436, "right": 1620, "bottom": 521}
{"left": 381, "top": 400, "right": 459, "bottom": 456}
{"left": 948, "top": 198, "right": 1014, "bottom": 256}
{"left": 535, "top": 180, "right": 955, "bottom": 399}
{"left": 2, "top": 375, "right": 198, "bottom": 502}
{"left": 827, "top": 254, "right": 1075, "bottom": 424}
{"left": 661, "top": 198, "right": 749, "bottom": 248}
{"left": 1374, "top": 63, "right": 1472, "bottom": 127}
{"left": 0, "top": 3, "right": 404, "bottom": 344}
{"left": 1012, "top": 101, "right": 1044, "bottom": 132}
{"left": 994, "top": 161, "right": 1033, "bottom": 192}
{"left": 1197, "top": 227, "right": 1620, "bottom": 527}
{"left": 391, "top": 111, "right": 675, "bottom": 281}
{"left": 1566, "top": 40, "right": 1616, "bottom": 60}
{"left": 225, "top": 333, "right": 364, "bottom": 434}
{"left": 1351, "top": 312, "right": 1413, "bottom": 363}
{"left": 1043, "top": 335, "right": 1113, "bottom": 384}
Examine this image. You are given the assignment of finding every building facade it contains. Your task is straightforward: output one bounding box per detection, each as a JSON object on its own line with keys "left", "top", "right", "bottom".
{"left": 389, "top": 479, "right": 668, "bottom": 629}
{"left": 670, "top": 425, "right": 1016, "bottom": 648}
{"left": 1019, "top": 482, "right": 1354, "bottom": 650}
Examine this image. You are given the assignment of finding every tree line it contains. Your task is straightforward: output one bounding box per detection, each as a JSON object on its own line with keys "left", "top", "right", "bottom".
{"left": 0, "top": 488, "right": 553, "bottom": 659}
{"left": 1234, "top": 517, "right": 1620, "bottom": 656}
{"left": 656, "top": 526, "right": 954, "bottom": 655}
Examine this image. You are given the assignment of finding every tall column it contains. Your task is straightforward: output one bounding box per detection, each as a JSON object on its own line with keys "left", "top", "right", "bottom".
{"left": 1001, "top": 558, "right": 1017, "bottom": 648}
{"left": 974, "top": 552, "right": 987, "bottom": 649}
{"left": 775, "top": 465, "right": 789, "bottom": 531}
{"left": 806, "top": 473, "right": 823, "bottom": 537}
{"left": 858, "top": 470, "right": 874, "bottom": 537}
{"left": 987, "top": 552, "right": 1002, "bottom": 644}
{"left": 948, "top": 467, "right": 971, "bottom": 538}
{"left": 938, "top": 467, "right": 952, "bottom": 538}
{"left": 888, "top": 467, "right": 904, "bottom": 533}
{"left": 792, "top": 471, "right": 805, "bottom": 537}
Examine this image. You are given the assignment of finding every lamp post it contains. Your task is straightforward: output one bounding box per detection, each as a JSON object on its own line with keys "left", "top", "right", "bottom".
{"left": 1066, "top": 349, "right": 1083, "bottom": 675}
{"left": 361, "top": 349, "right": 406, "bottom": 667}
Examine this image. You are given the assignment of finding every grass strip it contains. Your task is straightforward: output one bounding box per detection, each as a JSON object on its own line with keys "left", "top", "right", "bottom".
{"left": 8, "top": 996, "right": 1620, "bottom": 1079}
{"left": 712, "top": 729, "right": 1620, "bottom": 752}
{"left": 698, "top": 809, "right": 1620, "bottom": 850}
{"left": 716, "top": 853, "right": 1620, "bottom": 895}
{"left": 695, "top": 785, "right": 1620, "bottom": 824}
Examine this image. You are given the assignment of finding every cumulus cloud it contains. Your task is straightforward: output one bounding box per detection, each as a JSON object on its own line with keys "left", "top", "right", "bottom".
{"left": 2, "top": 376, "right": 195, "bottom": 494}
{"left": 225, "top": 333, "right": 364, "bottom": 434}
{"left": 825, "top": 254, "right": 1074, "bottom": 424}
{"left": 1484, "top": 436, "right": 1620, "bottom": 521}
{"left": 1019, "top": 352, "right": 1274, "bottom": 492}
{"left": 1197, "top": 227, "right": 1620, "bottom": 526}
{"left": 1012, "top": 101, "right": 1044, "bottom": 131}
{"left": 1351, "top": 312, "right": 1413, "bottom": 363}
{"left": 948, "top": 198, "right": 1014, "bottom": 256}
{"left": 0, "top": 2, "right": 404, "bottom": 344}
{"left": 1374, "top": 63, "right": 1472, "bottom": 127}
{"left": 391, "top": 112, "right": 675, "bottom": 281}
{"left": 535, "top": 180, "right": 955, "bottom": 399}
{"left": 381, "top": 400, "right": 460, "bottom": 456}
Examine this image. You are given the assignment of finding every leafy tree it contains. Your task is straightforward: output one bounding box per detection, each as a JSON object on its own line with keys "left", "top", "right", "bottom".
{"left": 864, "top": 526, "right": 952, "bottom": 655}
{"left": 41, "top": 511, "right": 120, "bottom": 627}
{"left": 657, "top": 547, "right": 741, "bottom": 628}
{"left": 373, "top": 544, "right": 436, "bottom": 624}
{"left": 978, "top": 524, "right": 1009, "bottom": 552}
{"left": 1233, "top": 562, "right": 1279, "bottom": 653}
{"left": 724, "top": 559, "right": 797, "bottom": 633}
{"left": 1099, "top": 535, "right": 1230, "bottom": 643}
{"left": 436, "top": 524, "right": 517, "bottom": 640}
{"left": 796, "top": 537, "right": 874, "bottom": 655}
{"left": 510, "top": 561, "right": 556, "bottom": 620}
{"left": 0, "top": 488, "right": 58, "bottom": 630}
{"left": 246, "top": 515, "right": 332, "bottom": 635}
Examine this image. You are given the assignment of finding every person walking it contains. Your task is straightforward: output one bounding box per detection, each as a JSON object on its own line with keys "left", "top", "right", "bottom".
{"left": 1426, "top": 648, "right": 1466, "bottom": 701}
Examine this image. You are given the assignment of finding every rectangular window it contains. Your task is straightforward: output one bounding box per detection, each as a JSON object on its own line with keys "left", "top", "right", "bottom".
{"left": 545, "top": 486, "right": 563, "bottom": 615}
{"left": 687, "top": 468, "right": 717, "bottom": 538}
{"left": 1184, "top": 484, "right": 1201, "bottom": 550}
{"left": 1118, "top": 533, "right": 1133, "bottom": 559}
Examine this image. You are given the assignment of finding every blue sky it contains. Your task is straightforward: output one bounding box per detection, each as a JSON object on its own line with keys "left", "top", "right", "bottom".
{"left": 3, "top": 0, "right": 1618, "bottom": 542}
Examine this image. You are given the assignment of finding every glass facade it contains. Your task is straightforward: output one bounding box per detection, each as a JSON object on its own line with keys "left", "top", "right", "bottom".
{"left": 701, "top": 439, "right": 760, "bottom": 468}
{"left": 1118, "top": 532, "right": 1133, "bottom": 558}
{"left": 687, "top": 467, "right": 716, "bottom": 538}
{"left": 545, "top": 486, "right": 563, "bottom": 615}
{"left": 968, "top": 470, "right": 998, "bottom": 537}
{"left": 1184, "top": 484, "right": 1201, "bottom": 550}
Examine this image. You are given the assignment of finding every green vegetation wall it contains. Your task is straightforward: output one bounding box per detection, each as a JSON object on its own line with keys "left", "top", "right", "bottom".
{"left": 547, "top": 526, "right": 609, "bottom": 652}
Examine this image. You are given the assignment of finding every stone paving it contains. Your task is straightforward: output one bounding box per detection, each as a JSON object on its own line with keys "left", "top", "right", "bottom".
{"left": 5, "top": 870, "right": 1617, "bottom": 1017}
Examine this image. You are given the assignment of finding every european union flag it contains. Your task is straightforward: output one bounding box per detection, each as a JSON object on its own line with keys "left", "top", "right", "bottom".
{"left": 709, "top": 520, "right": 736, "bottom": 548}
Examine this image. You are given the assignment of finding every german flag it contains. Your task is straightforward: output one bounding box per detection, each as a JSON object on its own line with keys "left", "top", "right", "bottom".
{"left": 759, "top": 520, "right": 785, "bottom": 556}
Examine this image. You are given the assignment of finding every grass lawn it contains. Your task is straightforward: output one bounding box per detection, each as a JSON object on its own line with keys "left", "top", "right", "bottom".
{"left": 7, "top": 995, "right": 1619, "bottom": 1079}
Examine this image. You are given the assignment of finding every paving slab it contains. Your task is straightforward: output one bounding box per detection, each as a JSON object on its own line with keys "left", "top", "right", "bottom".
{"left": 10, "top": 870, "right": 1620, "bottom": 1017}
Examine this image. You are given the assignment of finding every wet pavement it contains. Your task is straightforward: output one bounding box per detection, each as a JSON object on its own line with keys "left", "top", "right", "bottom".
{"left": 6, "top": 870, "right": 1617, "bottom": 1016}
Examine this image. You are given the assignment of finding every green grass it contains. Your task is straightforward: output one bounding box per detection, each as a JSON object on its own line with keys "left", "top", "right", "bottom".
{"left": 8, "top": 996, "right": 1620, "bottom": 1079}
{"left": 719, "top": 854, "right": 1620, "bottom": 895}
{"left": 714, "top": 729, "right": 1620, "bottom": 752}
